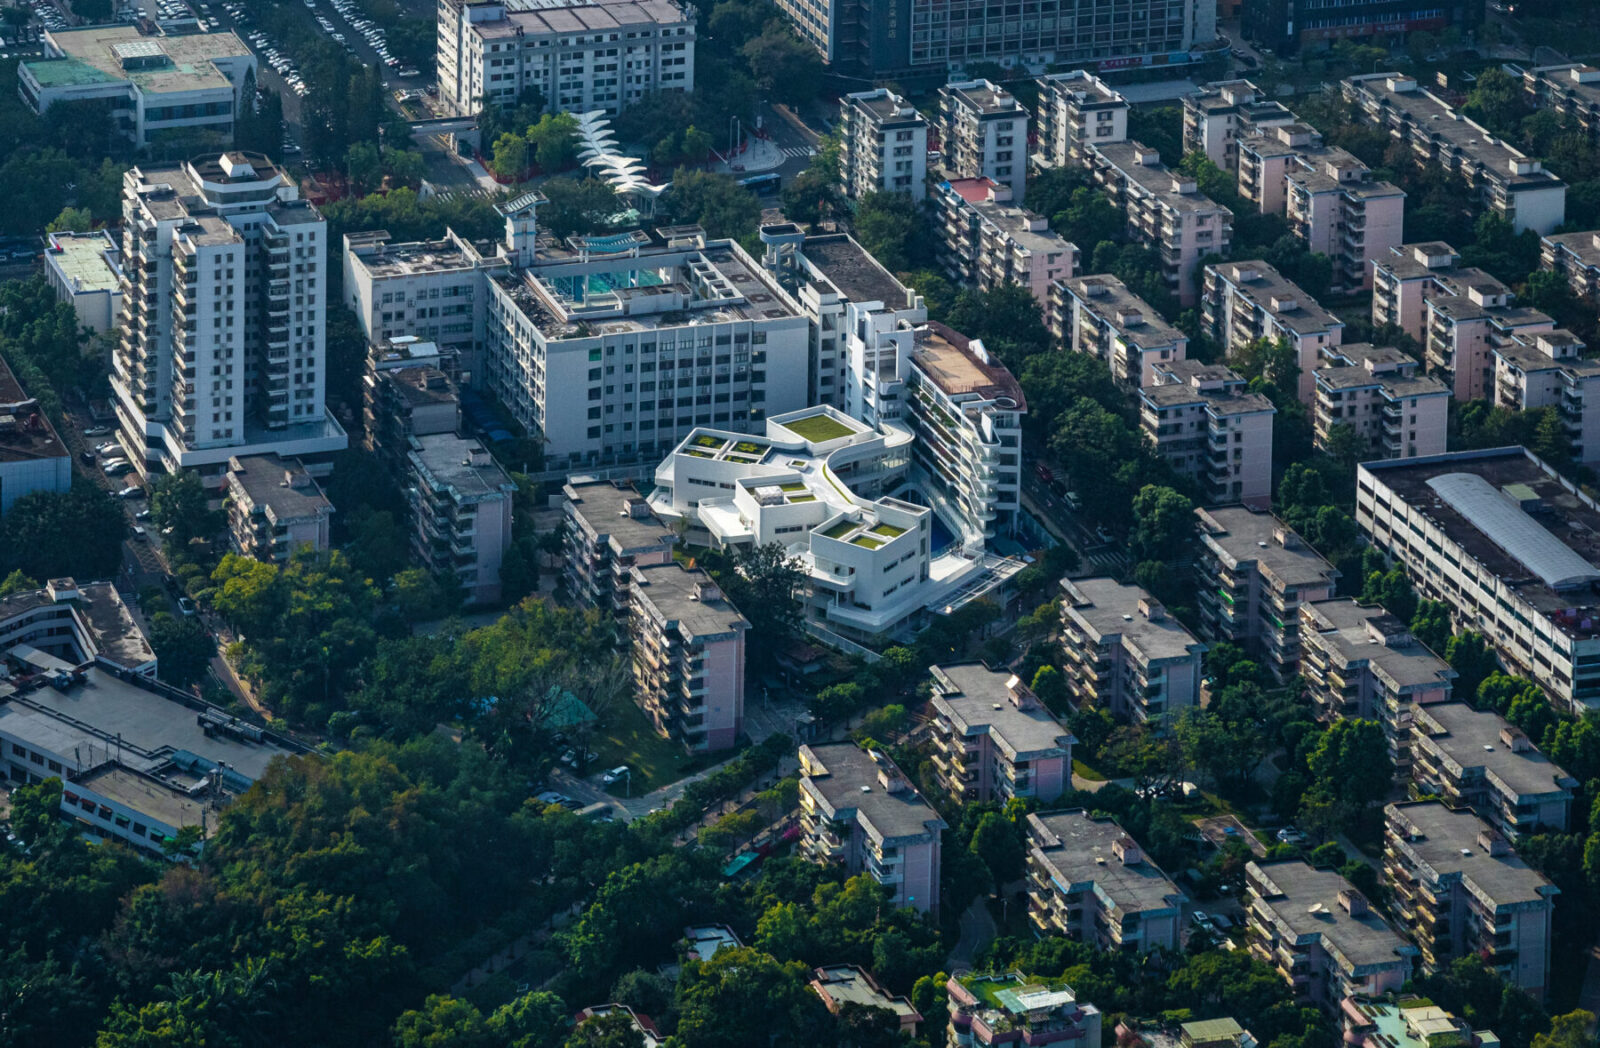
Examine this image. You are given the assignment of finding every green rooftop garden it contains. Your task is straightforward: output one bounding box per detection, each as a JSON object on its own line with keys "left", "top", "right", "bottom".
{"left": 850, "top": 535, "right": 884, "bottom": 549}
{"left": 778, "top": 482, "right": 807, "bottom": 492}
{"left": 691, "top": 434, "right": 725, "bottom": 449}
{"left": 820, "top": 519, "right": 858, "bottom": 540}
{"left": 788, "top": 494, "right": 816, "bottom": 503}
{"left": 869, "top": 522, "right": 906, "bottom": 538}
{"left": 684, "top": 449, "right": 714, "bottom": 459}
{"left": 732, "top": 441, "right": 764, "bottom": 455}
{"left": 783, "top": 413, "right": 856, "bottom": 443}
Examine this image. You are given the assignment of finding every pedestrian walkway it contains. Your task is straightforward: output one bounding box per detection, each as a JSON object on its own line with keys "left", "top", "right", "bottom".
{"left": 946, "top": 896, "right": 997, "bottom": 972}
{"left": 713, "top": 136, "right": 809, "bottom": 176}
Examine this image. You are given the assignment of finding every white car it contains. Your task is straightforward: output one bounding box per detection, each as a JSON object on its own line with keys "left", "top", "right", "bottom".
{"left": 600, "top": 765, "right": 629, "bottom": 785}
{"left": 101, "top": 459, "right": 131, "bottom": 475}
{"left": 82, "top": 424, "right": 112, "bottom": 436}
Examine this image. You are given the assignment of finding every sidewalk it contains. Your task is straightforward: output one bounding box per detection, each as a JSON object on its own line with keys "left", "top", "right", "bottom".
{"left": 712, "top": 136, "right": 789, "bottom": 176}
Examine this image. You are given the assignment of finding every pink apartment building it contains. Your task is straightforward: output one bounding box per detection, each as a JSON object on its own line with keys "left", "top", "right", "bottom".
{"left": 629, "top": 563, "right": 747, "bottom": 754}
{"left": 934, "top": 176, "right": 1077, "bottom": 309}
{"left": 799, "top": 743, "right": 946, "bottom": 914}
{"left": 1141, "top": 359, "right": 1275, "bottom": 509}
{"left": 562, "top": 477, "right": 676, "bottom": 616}
{"left": 1312, "top": 343, "right": 1450, "bottom": 462}
{"left": 927, "top": 662, "right": 1074, "bottom": 807}
{"left": 1026, "top": 809, "right": 1184, "bottom": 953}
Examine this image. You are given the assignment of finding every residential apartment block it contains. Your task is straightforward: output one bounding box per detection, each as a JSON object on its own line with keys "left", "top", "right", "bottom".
{"left": 799, "top": 743, "right": 945, "bottom": 913}
{"left": 1244, "top": 860, "right": 1418, "bottom": 1007}
{"left": 1425, "top": 275, "right": 1557, "bottom": 402}
{"left": 1299, "top": 598, "right": 1454, "bottom": 772}
{"left": 43, "top": 230, "right": 123, "bottom": 334}
{"left": 562, "top": 477, "right": 675, "bottom": 615}
{"left": 1182, "top": 80, "right": 1296, "bottom": 170}
{"left": 1539, "top": 229, "right": 1600, "bottom": 301}
{"left": 1034, "top": 70, "right": 1129, "bottom": 168}
{"left": 1058, "top": 578, "right": 1207, "bottom": 725}
{"left": 1371, "top": 242, "right": 1476, "bottom": 345}
{"left": 1312, "top": 342, "right": 1449, "bottom": 462}
{"left": 946, "top": 971, "right": 1102, "bottom": 1048}
{"left": 1025, "top": 809, "right": 1184, "bottom": 953}
{"left": 1053, "top": 274, "right": 1188, "bottom": 387}
{"left": 1492, "top": 329, "right": 1600, "bottom": 468}
{"left": 630, "top": 562, "right": 747, "bottom": 753}
{"left": 0, "top": 357, "right": 71, "bottom": 515}
{"left": 933, "top": 177, "right": 1077, "bottom": 307}
{"left": 362, "top": 338, "right": 462, "bottom": 469}
{"left": 404, "top": 433, "right": 515, "bottom": 605}
{"left": 1087, "top": 141, "right": 1233, "bottom": 307}
{"left": 927, "top": 662, "right": 1074, "bottom": 806}
{"left": 1342, "top": 73, "right": 1566, "bottom": 234}
{"left": 936, "top": 80, "right": 1029, "bottom": 201}
{"left": 1196, "top": 507, "right": 1339, "bottom": 682}
{"left": 435, "top": 0, "right": 694, "bottom": 116}
{"left": 223, "top": 454, "right": 333, "bottom": 563}
{"left": 1515, "top": 62, "right": 1600, "bottom": 145}
{"left": 114, "top": 152, "right": 345, "bottom": 477}
{"left": 838, "top": 88, "right": 928, "bottom": 202}
{"left": 1384, "top": 800, "right": 1557, "bottom": 997}
{"left": 1141, "top": 359, "right": 1275, "bottom": 509}
{"left": 1411, "top": 703, "right": 1576, "bottom": 837}
{"left": 1355, "top": 447, "right": 1600, "bottom": 714}
{"left": 19, "top": 25, "right": 256, "bottom": 147}
{"left": 1202, "top": 260, "right": 1345, "bottom": 404}
{"left": 1285, "top": 156, "right": 1404, "bottom": 293}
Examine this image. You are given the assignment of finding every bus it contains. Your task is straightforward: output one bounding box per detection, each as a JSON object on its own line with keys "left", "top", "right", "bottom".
{"left": 737, "top": 172, "right": 782, "bottom": 196}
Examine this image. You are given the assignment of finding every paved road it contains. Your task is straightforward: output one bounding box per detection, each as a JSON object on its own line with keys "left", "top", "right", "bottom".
{"left": 946, "top": 896, "right": 998, "bottom": 971}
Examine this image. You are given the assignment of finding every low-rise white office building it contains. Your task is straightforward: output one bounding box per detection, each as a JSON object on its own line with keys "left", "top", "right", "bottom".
{"left": 43, "top": 231, "right": 123, "bottom": 334}
{"left": 19, "top": 25, "right": 256, "bottom": 147}
{"left": 436, "top": 0, "right": 695, "bottom": 116}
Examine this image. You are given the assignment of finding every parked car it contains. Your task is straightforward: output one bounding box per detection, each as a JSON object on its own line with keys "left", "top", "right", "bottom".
{"left": 1276, "top": 826, "right": 1307, "bottom": 844}
{"left": 1094, "top": 524, "right": 1115, "bottom": 545}
{"left": 115, "top": 486, "right": 143, "bottom": 499}
{"left": 134, "top": 508, "right": 151, "bottom": 521}
{"left": 96, "top": 441, "right": 121, "bottom": 455}
{"left": 1191, "top": 911, "right": 1214, "bottom": 929}
{"left": 601, "top": 765, "right": 629, "bottom": 786}
{"left": 130, "top": 525, "right": 146, "bottom": 539}
{"left": 102, "top": 460, "right": 132, "bottom": 476}
{"left": 533, "top": 790, "right": 572, "bottom": 807}
{"left": 177, "top": 597, "right": 197, "bottom": 617}
{"left": 82, "top": 424, "right": 111, "bottom": 436}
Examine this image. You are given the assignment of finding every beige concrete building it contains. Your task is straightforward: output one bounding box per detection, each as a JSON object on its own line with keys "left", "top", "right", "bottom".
{"left": 1284, "top": 155, "right": 1405, "bottom": 293}
{"left": 630, "top": 562, "right": 747, "bottom": 753}
{"left": 1053, "top": 274, "right": 1188, "bottom": 387}
{"left": 1140, "top": 359, "right": 1275, "bottom": 509}
{"left": 1202, "top": 260, "right": 1345, "bottom": 404}
{"left": 1244, "top": 859, "right": 1418, "bottom": 1007}
{"left": 1411, "top": 703, "right": 1576, "bottom": 838}
{"left": 1515, "top": 62, "right": 1600, "bottom": 145}
{"left": 1425, "top": 277, "right": 1555, "bottom": 402}
{"left": 1196, "top": 507, "right": 1339, "bottom": 682}
{"left": 223, "top": 454, "right": 333, "bottom": 563}
{"left": 927, "top": 662, "right": 1074, "bottom": 807}
{"left": 1343, "top": 73, "right": 1566, "bottom": 234}
{"left": 799, "top": 743, "right": 945, "bottom": 914}
{"left": 43, "top": 231, "right": 123, "bottom": 334}
{"left": 1299, "top": 598, "right": 1454, "bottom": 773}
{"left": 1087, "top": 141, "right": 1233, "bottom": 307}
{"left": 1312, "top": 343, "right": 1449, "bottom": 462}
{"left": 1371, "top": 242, "right": 1474, "bottom": 345}
{"left": 1384, "top": 800, "right": 1557, "bottom": 998}
{"left": 933, "top": 177, "right": 1077, "bottom": 308}
{"left": 936, "top": 80, "right": 1030, "bottom": 201}
{"left": 1026, "top": 809, "right": 1184, "bottom": 953}
{"left": 1058, "top": 578, "right": 1207, "bottom": 726}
